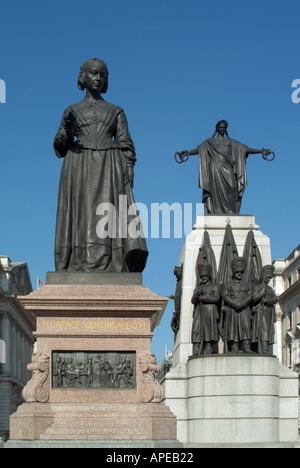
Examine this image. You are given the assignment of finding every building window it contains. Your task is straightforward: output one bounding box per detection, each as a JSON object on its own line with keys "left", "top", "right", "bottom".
{"left": 287, "top": 311, "right": 293, "bottom": 330}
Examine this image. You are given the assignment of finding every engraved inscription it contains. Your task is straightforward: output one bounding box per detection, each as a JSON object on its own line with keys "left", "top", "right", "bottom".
{"left": 52, "top": 351, "right": 136, "bottom": 390}
{"left": 41, "top": 319, "right": 147, "bottom": 331}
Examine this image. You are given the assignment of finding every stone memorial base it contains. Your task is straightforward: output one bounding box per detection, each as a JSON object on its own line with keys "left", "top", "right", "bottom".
{"left": 9, "top": 403, "right": 175, "bottom": 441}
{"left": 4, "top": 439, "right": 183, "bottom": 448}
{"left": 9, "top": 274, "right": 177, "bottom": 442}
{"left": 162, "top": 354, "right": 299, "bottom": 445}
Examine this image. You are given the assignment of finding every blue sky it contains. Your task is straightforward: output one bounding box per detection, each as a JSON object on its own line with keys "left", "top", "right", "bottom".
{"left": 0, "top": 0, "right": 299, "bottom": 362}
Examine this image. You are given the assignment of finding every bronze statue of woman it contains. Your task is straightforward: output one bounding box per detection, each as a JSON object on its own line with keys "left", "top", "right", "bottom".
{"left": 53, "top": 58, "right": 148, "bottom": 273}
{"left": 176, "top": 120, "right": 274, "bottom": 215}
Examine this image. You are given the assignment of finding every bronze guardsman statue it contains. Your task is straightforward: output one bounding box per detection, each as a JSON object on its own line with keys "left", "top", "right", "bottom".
{"left": 252, "top": 265, "right": 278, "bottom": 355}
{"left": 191, "top": 264, "right": 221, "bottom": 356}
{"left": 221, "top": 257, "right": 254, "bottom": 354}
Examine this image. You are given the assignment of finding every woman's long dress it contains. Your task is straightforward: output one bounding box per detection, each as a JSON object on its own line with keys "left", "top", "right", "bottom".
{"left": 53, "top": 96, "right": 148, "bottom": 272}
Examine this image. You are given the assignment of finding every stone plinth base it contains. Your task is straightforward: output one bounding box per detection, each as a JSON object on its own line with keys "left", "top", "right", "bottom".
{"left": 9, "top": 280, "right": 177, "bottom": 442}
{"left": 5, "top": 440, "right": 300, "bottom": 449}
{"left": 9, "top": 403, "right": 176, "bottom": 441}
{"left": 162, "top": 355, "right": 299, "bottom": 445}
{"left": 46, "top": 271, "right": 143, "bottom": 286}
{"left": 4, "top": 440, "right": 184, "bottom": 448}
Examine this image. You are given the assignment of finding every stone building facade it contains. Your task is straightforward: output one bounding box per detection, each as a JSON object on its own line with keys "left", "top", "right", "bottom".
{"left": 273, "top": 245, "right": 300, "bottom": 379}
{"left": 0, "top": 256, "right": 35, "bottom": 439}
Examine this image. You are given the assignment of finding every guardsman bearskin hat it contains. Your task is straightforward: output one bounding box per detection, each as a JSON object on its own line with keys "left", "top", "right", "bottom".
{"left": 231, "top": 257, "right": 246, "bottom": 273}
{"left": 197, "top": 263, "right": 212, "bottom": 276}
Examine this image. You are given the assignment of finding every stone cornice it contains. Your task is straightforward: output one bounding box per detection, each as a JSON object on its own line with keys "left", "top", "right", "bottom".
{"left": 279, "top": 278, "right": 300, "bottom": 303}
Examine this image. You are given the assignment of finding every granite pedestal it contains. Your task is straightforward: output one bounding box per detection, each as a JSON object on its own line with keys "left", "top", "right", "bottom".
{"left": 9, "top": 274, "right": 177, "bottom": 442}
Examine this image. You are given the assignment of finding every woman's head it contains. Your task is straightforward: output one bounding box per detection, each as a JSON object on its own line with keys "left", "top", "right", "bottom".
{"left": 77, "top": 58, "right": 109, "bottom": 93}
{"left": 212, "top": 119, "right": 229, "bottom": 137}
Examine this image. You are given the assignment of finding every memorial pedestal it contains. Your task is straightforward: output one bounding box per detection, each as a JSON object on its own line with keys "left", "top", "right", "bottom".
{"left": 9, "top": 403, "right": 176, "bottom": 441}
{"left": 163, "top": 354, "right": 299, "bottom": 445}
{"left": 162, "top": 215, "right": 299, "bottom": 445}
{"left": 187, "top": 355, "right": 298, "bottom": 445}
{"left": 9, "top": 275, "right": 177, "bottom": 441}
